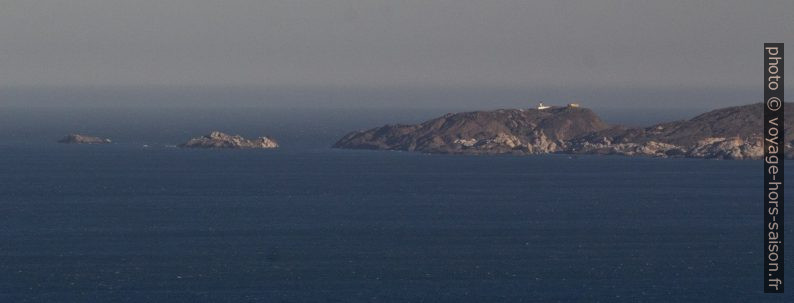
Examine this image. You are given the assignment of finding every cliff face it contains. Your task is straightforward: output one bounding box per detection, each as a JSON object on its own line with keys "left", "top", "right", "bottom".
{"left": 334, "top": 103, "right": 792, "bottom": 160}
{"left": 58, "top": 134, "right": 111, "bottom": 144}
{"left": 179, "top": 131, "right": 279, "bottom": 149}
{"left": 334, "top": 106, "right": 609, "bottom": 155}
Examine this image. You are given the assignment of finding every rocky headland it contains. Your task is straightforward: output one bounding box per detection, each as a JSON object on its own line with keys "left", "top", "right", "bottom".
{"left": 58, "top": 134, "right": 112, "bottom": 144}
{"left": 179, "top": 131, "right": 279, "bottom": 149}
{"left": 334, "top": 103, "right": 792, "bottom": 160}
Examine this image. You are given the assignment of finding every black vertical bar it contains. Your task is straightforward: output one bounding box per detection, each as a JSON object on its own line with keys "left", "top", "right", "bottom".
{"left": 764, "top": 43, "right": 784, "bottom": 293}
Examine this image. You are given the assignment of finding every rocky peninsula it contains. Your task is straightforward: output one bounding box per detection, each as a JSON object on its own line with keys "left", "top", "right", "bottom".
{"left": 334, "top": 103, "right": 792, "bottom": 160}
{"left": 179, "top": 131, "right": 279, "bottom": 149}
{"left": 58, "top": 134, "right": 112, "bottom": 144}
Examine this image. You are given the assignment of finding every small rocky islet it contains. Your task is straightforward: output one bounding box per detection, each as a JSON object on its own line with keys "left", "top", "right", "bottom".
{"left": 58, "top": 134, "right": 112, "bottom": 144}
{"left": 56, "top": 131, "right": 279, "bottom": 149}
{"left": 333, "top": 102, "right": 793, "bottom": 160}
{"left": 178, "top": 131, "right": 279, "bottom": 149}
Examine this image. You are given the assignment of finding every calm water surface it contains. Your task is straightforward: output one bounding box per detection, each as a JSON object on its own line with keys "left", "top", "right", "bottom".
{"left": 0, "top": 143, "right": 790, "bottom": 302}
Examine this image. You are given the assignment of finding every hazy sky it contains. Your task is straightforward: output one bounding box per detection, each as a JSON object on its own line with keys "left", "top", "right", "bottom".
{"left": 0, "top": 0, "right": 791, "bottom": 89}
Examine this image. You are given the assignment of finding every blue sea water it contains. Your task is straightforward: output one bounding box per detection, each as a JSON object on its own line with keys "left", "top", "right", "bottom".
{"left": 0, "top": 142, "right": 790, "bottom": 302}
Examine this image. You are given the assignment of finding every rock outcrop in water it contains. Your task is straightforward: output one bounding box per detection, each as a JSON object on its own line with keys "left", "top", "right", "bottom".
{"left": 334, "top": 103, "right": 793, "bottom": 160}
{"left": 58, "top": 134, "right": 111, "bottom": 144}
{"left": 179, "top": 131, "right": 279, "bottom": 149}
{"left": 334, "top": 106, "right": 608, "bottom": 155}
{"left": 567, "top": 103, "right": 793, "bottom": 159}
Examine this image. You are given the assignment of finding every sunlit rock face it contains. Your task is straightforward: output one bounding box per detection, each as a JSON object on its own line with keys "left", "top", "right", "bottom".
{"left": 179, "top": 131, "right": 279, "bottom": 149}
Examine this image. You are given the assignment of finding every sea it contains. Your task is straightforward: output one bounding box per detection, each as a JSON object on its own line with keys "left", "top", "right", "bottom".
{"left": 0, "top": 92, "right": 791, "bottom": 302}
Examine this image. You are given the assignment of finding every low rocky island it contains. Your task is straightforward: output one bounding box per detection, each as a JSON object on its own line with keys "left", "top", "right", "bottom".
{"left": 334, "top": 103, "right": 793, "bottom": 160}
{"left": 58, "top": 134, "right": 112, "bottom": 144}
{"left": 179, "top": 131, "right": 279, "bottom": 149}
